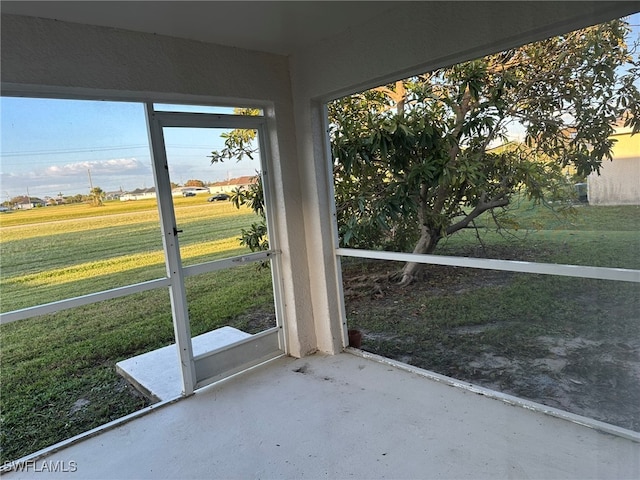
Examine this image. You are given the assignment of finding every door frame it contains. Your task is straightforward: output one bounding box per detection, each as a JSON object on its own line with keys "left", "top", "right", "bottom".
{"left": 145, "top": 104, "right": 286, "bottom": 395}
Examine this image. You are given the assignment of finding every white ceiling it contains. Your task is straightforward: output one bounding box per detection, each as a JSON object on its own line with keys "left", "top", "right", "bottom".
{"left": 0, "top": 1, "right": 397, "bottom": 56}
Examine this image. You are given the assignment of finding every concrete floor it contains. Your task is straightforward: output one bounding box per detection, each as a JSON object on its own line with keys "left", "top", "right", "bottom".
{"left": 3, "top": 352, "right": 639, "bottom": 479}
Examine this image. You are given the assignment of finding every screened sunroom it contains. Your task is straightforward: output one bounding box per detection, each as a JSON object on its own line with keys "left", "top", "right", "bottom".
{"left": 1, "top": 2, "right": 639, "bottom": 478}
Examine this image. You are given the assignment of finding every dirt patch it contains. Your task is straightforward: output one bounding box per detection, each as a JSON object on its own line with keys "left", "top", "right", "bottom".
{"left": 232, "top": 309, "right": 276, "bottom": 334}
{"left": 343, "top": 260, "right": 640, "bottom": 432}
{"left": 460, "top": 337, "right": 640, "bottom": 430}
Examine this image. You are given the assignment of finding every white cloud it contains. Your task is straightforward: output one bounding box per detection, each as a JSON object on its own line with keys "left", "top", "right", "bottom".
{"left": 43, "top": 158, "right": 147, "bottom": 177}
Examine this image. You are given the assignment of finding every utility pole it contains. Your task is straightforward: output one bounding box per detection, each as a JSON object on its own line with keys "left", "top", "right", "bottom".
{"left": 87, "top": 168, "right": 94, "bottom": 192}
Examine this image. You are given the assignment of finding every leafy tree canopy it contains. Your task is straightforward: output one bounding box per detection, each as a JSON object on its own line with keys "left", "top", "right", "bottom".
{"left": 209, "top": 109, "right": 267, "bottom": 255}
{"left": 90, "top": 187, "right": 105, "bottom": 207}
{"left": 330, "top": 17, "right": 639, "bottom": 284}
{"left": 184, "top": 179, "right": 205, "bottom": 188}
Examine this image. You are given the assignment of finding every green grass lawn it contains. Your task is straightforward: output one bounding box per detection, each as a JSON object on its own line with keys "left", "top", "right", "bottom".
{"left": 438, "top": 203, "right": 640, "bottom": 269}
{"left": 0, "top": 198, "right": 256, "bottom": 311}
{"left": 0, "top": 197, "right": 274, "bottom": 462}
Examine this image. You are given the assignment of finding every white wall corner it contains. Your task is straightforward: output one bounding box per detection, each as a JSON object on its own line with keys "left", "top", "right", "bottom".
{"left": 264, "top": 105, "right": 319, "bottom": 358}
{"left": 291, "top": 98, "right": 346, "bottom": 355}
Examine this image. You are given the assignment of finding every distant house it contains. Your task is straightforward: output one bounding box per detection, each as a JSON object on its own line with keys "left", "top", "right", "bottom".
{"left": 44, "top": 195, "right": 66, "bottom": 206}
{"left": 105, "top": 191, "right": 123, "bottom": 201}
{"left": 587, "top": 124, "right": 640, "bottom": 205}
{"left": 51, "top": 195, "right": 66, "bottom": 205}
{"left": 120, "top": 187, "right": 157, "bottom": 201}
{"left": 208, "top": 175, "right": 258, "bottom": 194}
{"left": 13, "top": 195, "right": 46, "bottom": 209}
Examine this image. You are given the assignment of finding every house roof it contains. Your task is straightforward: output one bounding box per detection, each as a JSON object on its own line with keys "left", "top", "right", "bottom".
{"left": 13, "top": 195, "right": 44, "bottom": 204}
{"left": 127, "top": 187, "right": 156, "bottom": 194}
{"left": 210, "top": 176, "right": 258, "bottom": 187}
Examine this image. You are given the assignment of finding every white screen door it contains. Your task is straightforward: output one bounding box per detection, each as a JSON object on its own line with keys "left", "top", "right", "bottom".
{"left": 145, "top": 104, "right": 285, "bottom": 395}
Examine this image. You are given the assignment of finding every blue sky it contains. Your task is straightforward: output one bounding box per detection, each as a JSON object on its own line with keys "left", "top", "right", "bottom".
{"left": 1, "top": 13, "right": 638, "bottom": 201}
{"left": 0, "top": 99, "right": 259, "bottom": 200}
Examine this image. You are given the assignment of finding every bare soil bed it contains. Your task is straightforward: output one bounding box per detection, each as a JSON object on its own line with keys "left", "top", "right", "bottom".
{"left": 343, "top": 260, "right": 640, "bottom": 432}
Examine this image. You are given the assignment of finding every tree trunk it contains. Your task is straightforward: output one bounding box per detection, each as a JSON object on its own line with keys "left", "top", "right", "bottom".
{"left": 398, "top": 226, "right": 439, "bottom": 286}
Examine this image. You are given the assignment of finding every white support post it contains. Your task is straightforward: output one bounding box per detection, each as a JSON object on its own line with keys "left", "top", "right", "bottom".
{"left": 256, "top": 125, "right": 288, "bottom": 354}
{"left": 145, "top": 103, "right": 196, "bottom": 396}
{"left": 322, "top": 103, "right": 350, "bottom": 349}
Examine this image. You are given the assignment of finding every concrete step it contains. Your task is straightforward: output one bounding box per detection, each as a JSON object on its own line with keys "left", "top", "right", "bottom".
{"left": 116, "top": 326, "right": 251, "bottom": 401}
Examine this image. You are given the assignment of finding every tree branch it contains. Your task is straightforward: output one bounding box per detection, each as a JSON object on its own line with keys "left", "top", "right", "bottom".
{"left": 373, "top": 81, "right": 407, "bottom": 115}
{"left": 445, "top": 194, "right": 509, "bottom": 235}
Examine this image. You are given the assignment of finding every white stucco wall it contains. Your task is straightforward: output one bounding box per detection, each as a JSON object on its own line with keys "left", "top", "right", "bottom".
{"left": 587, "top": 127, "right": 640, "bottom": 205}
{"left": 290, "top": 2, "right": 637, "bottom": 101}
{"left": 588, "top": 158, "right": 640, "bottom": 205}
{"left": 1, "top": 14, "right": 287, "bottom": 102}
